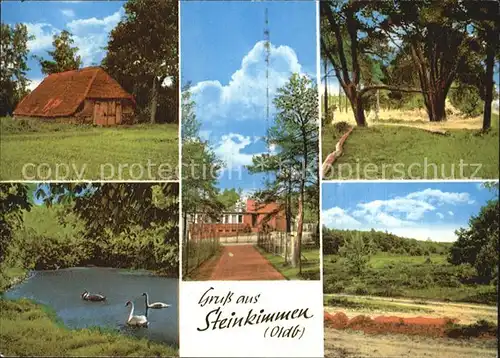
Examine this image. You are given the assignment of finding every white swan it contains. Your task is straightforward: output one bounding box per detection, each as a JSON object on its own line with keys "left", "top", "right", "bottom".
{"left": 125, "top": 301, "right": 148, "bottom": 327}
{"left": 142, "top": 292, "right": 171, "bottom": 309}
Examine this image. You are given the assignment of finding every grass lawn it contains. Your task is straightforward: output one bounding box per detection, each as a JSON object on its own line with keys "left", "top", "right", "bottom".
{"left": 322, "top": 114, "right": 499, "bottom": 180}
{"left": 258, "top": 247, "right": 321, "bottom": 280}
{"left": 0, "top": 298, "right": 178, "bottom": 357}
{"left": 0, "top": 117, "right": 178, "bottom": 180}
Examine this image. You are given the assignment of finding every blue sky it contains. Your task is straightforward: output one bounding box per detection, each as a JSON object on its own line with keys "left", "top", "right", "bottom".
{"left": 2, "top": 0, "right": 125, "bottom": 89}
{"left": 322, "top": 181, "right": 498, "bottom": 242}
{"left": 181, "top": 1, "right": 318, "bottom": 194}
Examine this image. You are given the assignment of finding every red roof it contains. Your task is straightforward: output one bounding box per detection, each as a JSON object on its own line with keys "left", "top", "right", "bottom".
{"left": 246, "top": 199, "right": 280, "bottom": 213}
{"left": 14, "top": 67, "right": 134, "bottom": 118}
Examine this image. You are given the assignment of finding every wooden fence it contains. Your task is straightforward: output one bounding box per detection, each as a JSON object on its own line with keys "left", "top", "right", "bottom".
{"left": 257, "top": 231, "right": 292, "bottom": 261}
{"left": 183, "top": 227, "right": 220, "bottom": 277}
{"left": 257, "top": 229, "right": 319, "bottom": 263}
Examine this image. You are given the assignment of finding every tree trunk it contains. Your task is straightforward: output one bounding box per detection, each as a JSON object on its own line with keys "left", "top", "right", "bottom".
{"left": 183, "top": 212, "right": 188, "bottom": 275}
{"left": 324, "top": 60, "right": 328, "bottom": 123}
{"left": 293, "top": 130, "right": 309, "bottom": 274}
{"left": 286, "top": 168, "right": 292, "bottom": 234}
{"left": 424, "top": 87, "right": 447, "bottom": 122}
{"left": 150, "top": 76, "right": 158, "bottom": 124}
{"left": 482, "top": 30, "right": 496, "bottom": 131}
{"left": 294, "top": 192, "right": 304, "bottom": 274}
{"left": 375, "top": 89, "right": 380, "bottom": 121}
{"left": 345, "top": 89, "right": 349, "bottom": 113}
{"left": 338, "top": 85, "right": 342, "bottom": 113}
{"left": 346, "top": 88, "right": 367, "bottom": 127}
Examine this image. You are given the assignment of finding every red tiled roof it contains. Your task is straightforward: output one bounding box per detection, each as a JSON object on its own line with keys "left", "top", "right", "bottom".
{"left": 246, "top": 199, "right": 280, "bottom": 213}
{"left": 13, "top": 67, "right": 134, "bottom": 117}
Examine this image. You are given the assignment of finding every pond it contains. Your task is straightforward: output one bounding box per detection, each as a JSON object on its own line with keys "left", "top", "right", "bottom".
{"left": 5, "top": 267, "right": 179, "bottom": 347}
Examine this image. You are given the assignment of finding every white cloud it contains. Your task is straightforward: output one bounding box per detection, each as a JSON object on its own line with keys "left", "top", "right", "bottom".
{"left": 191, "top": 41, "right": 305, "bottom": 124}
{"left": 322, "top": 187, "right": 474, "bottom": 241}
{"left": 387, "top": 227, "right": 458, "bottom": 242}
{"left": 25, "top": 9, "right": 124, "bottom": 66}
{"left": 406, "top": 188, "right": 473, "bottom": 205}
{"left": 352, "top": 198, "right": 435, "bottom": 225}
{"left": 66, "top": 9, "right": 123, "bottom": 34}
{"left": 67, "top": 9, "right": 124, "bottom": 66}
{"left": 213, "top": 133, "right": 277, "bottom": 171}
{"left": 61, "top": 9, "right": 76, "bottom": 18}
{"left": 340, "top": 187, "right": 474, "bottom": 231}
{"left": 26, "top": 23, "right": 58, "bottom": 52}
{"left": 322, "top": 207, "right": 361, "bottom": 228}
{"left": 213, "top": 133, "right": 262, "bottom": 169}
{"left": 27, "top": 78, "right": 43, "bottom": 91}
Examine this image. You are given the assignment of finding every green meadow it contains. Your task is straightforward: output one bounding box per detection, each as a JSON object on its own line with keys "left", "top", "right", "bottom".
{"left": 0, "top": 117, "right": 179, "bottom": 181}
{"left": 322, "top": 114, "right": 499, "bottom": 180}
{"left": 323, "top": 252, "right": 497, "bottom": 305}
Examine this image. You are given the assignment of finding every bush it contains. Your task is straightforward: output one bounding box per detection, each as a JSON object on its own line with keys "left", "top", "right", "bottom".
{"left": 298, "top": 270, "right": 320, "bottom": 280}
{"left": 323, "top": 276, "right": 346, "bottom": 294}
{"left": 333, "top": 121, "right": 351, "bottom": 134}
{"left": 446, "top": 319, "right": 497, "bottom": 338}
{"left": 461, "top": 289, "right": 498, "bottom": 305}
{"left": 16, "top": 229, "right": 88, "bottom": 270}
{"left": 449, "top": 85, "right": 483, "bottom": 117}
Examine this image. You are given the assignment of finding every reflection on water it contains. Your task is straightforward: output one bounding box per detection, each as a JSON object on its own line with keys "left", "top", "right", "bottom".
{"left": 6, "top": 267, "right": 178, "bottom": 346}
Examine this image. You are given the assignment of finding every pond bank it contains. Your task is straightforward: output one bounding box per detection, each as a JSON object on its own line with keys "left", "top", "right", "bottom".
{"left": 3, "top": 267, "right": 179, "bottom": 347}
{"left": 0, "top": 298, "right": 178, "bottom": 356}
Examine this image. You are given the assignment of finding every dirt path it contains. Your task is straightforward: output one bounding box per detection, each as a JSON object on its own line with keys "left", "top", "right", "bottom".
{"left": 324, "top": 294, "right": 498, "bottom": 324}
{"left": 209, "top": 245, "right": 285, "bottom": 280}
{"left": 324, "top": 328, "right": 497, "bottom": 358}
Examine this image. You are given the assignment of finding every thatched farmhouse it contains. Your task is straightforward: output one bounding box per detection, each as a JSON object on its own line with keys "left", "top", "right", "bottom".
{"left": 14, "top": 67, "right": 135, "bottom": 125}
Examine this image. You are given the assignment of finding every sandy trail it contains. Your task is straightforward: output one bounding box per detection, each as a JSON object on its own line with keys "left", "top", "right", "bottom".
{"left": 324, "top": 294, "right": 497, "bottom": 325}
{"left": 324, "top": 328, "right": 497, "bottom": 358}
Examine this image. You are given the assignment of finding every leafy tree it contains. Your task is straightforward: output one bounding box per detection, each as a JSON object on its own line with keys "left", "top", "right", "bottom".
{"left": 0, "top": 183, "right": 31, "bottom": 265}
{"left": 36, "top": 30, "right": 82, "bottom": 75}
{"left": 339, "top": 232, "right": 373, "bottom": 274}
{"left": 0, "top": 23, "right": 31, "bottom": 116}
{"left": 449, "top": 197, "right": 499, "bottom": 283}
{"left": 181, "top": 83, "right": 224, "bottom": 222}
{"left": 320, "top": 1, "right": 421, "bottom": 126}
{"left": 37, "top": 183, "right": 178, "bottom": 237}
{"left": 248, "top": 73, "right": 319, "bottom": 272}
{"left": 181, "top": 82, "right": 201, "bottom": 141}
{"left": 377, "top": 0, "right": 484, "bottom": 122}
{"left": 217, "top": 188, "right": 242, "bottom": 211}
{"left": 461, "top": 1, "right": 500, "bottom": 130}
{"left": 103, "top": 0, "right": 178, "bottom": 124}
{"left": 34, "top": 183, "right": 179, "bottom": 274}
{"left": 322, "top": 226, "right": 345, "bottom": 255}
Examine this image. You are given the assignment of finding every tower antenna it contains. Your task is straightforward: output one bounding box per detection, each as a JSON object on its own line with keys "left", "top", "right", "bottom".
{"left": 264, "top": 7, "right": 270, "bottom": 152}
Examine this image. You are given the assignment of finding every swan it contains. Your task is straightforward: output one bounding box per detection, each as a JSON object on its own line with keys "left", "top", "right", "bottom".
{"left": 125, "top": 301, "right": 148, "bottom": 327}
{"left": 81, "top": 290, "right": 106, "bottom": 301}
{"left": 142, "top": 292, "right": 171, "bottom": 309}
